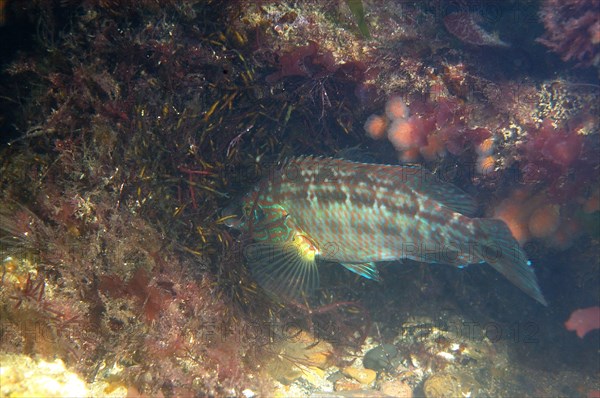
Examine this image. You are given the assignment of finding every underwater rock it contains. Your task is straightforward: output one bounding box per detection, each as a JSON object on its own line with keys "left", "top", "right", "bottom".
{"left": 264, "top": 328, "right": 333, "bottom": 384}
{"left": 334, "top": 377, "right": 363, "bottom": 391}
{"left": 341, "top": 367, "right": 377, "bottom": 385}
{"left": 311, "top": 390, "right": 393, "bottom": 397}
{"left": 0, "top": 354, "right": 89, "bottom": 397}
{"left": 423, "top": 372, "right": 480, "bottom": 398}
{"left": 363, "top": 344, "right": 401, "bottom": 371}
{"left": 380, "top": 379, "right": 413, "bottom": 398}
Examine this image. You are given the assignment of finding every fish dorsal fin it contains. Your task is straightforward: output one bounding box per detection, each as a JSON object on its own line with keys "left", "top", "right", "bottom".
{"left": 340, "top": 262, "right": 381, "bottom": 281}
{"left": 244, "top": 240, "right": 320, "bottom": 300}
{"left": 395, "top": 164, "right": 478, "bottom": 217}
{"left": 426, "top": 182, "right": 477, "bottom": 217}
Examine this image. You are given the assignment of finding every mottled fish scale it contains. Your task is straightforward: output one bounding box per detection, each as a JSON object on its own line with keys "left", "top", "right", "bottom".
{"left": 264, "top": 157, "right": 468, "bottom": 262}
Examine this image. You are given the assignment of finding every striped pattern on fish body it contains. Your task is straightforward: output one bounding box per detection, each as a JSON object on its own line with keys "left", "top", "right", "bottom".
{"left": 252, "top": 157, "right": 477, "bottom": 263}
{"left": 236, "top": 156, "right": 547, "bottom": 306}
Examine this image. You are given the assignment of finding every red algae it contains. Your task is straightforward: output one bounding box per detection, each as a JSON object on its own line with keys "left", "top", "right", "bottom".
{"left": 518, "top": 117, "right": 595, "bottom": 203}
{"left": 419, "top": 133, "right": 446, "bottom": 161}
{"left": 538, "top": 0, "right": 600, "bottom": 67}
{"left": 528, "top": 119, "right": 584, "bottom": 167}
{"left": 99, "top": 268, "right": 175, "bottom": 323}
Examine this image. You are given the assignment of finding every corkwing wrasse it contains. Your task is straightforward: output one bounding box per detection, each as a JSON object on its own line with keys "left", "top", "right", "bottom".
{"left": 225, "top": 157, "right": 547, "bottom": 305}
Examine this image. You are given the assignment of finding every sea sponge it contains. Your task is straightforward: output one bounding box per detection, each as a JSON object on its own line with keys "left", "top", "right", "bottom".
{"left": 364, "top": 114, "right": 387, "bottom": 140}
{"left": 385, "top": 95, "right": 410, "bottom": 120}
{"left": 388, "top": 118, "right": 419, "bottom": 150}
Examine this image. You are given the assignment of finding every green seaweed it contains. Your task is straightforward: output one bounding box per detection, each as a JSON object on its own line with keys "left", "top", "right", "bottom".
{"left": 345, "top": 0, "right": 370, "bottom": 39}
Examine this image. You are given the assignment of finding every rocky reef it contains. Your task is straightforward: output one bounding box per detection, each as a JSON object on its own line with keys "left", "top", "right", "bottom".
{"left": 0, "top": 0, "right": 598, "bottom": 396}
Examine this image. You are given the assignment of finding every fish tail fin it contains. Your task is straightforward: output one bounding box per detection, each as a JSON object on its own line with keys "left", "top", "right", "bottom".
{"left": 472, "top": 218, "right": 548, "bottom": 306}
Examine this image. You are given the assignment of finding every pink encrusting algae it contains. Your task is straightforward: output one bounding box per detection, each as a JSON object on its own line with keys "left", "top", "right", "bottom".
{"left": 565, "top": 306, "right": 600, "bottom": 338}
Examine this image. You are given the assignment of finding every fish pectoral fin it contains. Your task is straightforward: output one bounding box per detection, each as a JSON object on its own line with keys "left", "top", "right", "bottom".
{"left": 244, "top": 242, "right": 319, "bottom": 300}
{"left": 340, "top": 262, "right": 381, "bottom": 282}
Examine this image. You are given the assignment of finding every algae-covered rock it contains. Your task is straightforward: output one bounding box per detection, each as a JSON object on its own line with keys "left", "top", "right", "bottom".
{"left": 363, "top": 344, "right": 400, "bottom": 371}
{"left": 0, "top": 354, "right": 89, "bottom": 397}
{"left": 341, "top": 366, "right": 377, "bottom": 384}
{"left": 264, "top": 328, "right": 333, "bottom": 385}
{"left": 423, "top": 372, "right": 480, "bottom": 398}
{"left": 380, "top": 379, "right": 414, "bottom": 397}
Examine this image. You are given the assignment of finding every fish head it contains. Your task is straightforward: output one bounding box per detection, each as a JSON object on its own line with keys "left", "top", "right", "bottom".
{"left": 221, "top": 189, "right": 268, "bottom": 230}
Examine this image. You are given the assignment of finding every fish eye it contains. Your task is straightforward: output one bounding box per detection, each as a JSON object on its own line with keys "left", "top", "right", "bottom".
{"left": 242, "top": 203, "right": 252, "bottom": 216}
{"left": 243, "top": 202, "right": 265, "bottom": 223}
{"left": 220, "top": 202, "right": 243, "bottom": 228}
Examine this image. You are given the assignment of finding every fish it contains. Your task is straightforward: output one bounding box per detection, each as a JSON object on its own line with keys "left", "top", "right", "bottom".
{"left": 225, "top": 156, "right": 547, "bottom": 306}
{"left": 444, "top": 12, "right": 510, "bottom": 48}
